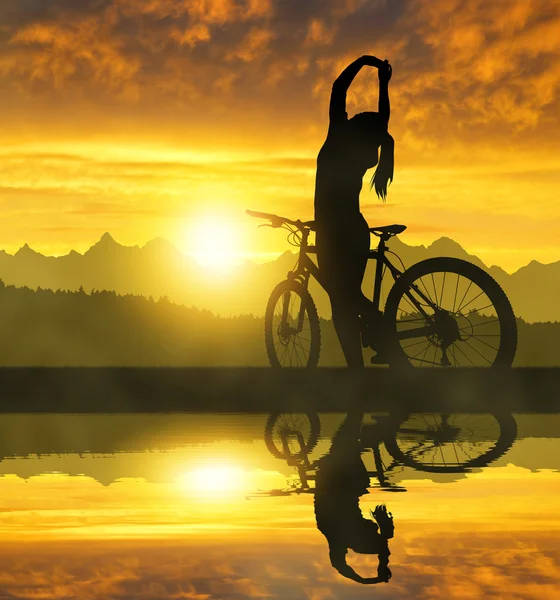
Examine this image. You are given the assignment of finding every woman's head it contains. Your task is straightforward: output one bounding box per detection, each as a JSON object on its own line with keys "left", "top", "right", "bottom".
{"left": 348, "top": 111, "right": 394, "bottom": 201}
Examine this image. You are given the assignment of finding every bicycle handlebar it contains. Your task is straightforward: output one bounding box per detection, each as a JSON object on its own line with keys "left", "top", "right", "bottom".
{"left": 246, "top": 209, "right": 315, "bottom": 230}
{"left": 246, "top": 209, "right": 278, "bottom": 220}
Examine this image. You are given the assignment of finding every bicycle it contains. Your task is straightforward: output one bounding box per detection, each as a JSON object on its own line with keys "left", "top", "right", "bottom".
{"left": 260, "top": 411, "right": 518, "bottom": 496}
{"left": 247, "top": 210, "right": 518, "bottom": 368}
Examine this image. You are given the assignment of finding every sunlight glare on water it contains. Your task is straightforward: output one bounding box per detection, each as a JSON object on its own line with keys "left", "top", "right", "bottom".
{"left": 177, "top": 465, "right": 246, "bottom": 495}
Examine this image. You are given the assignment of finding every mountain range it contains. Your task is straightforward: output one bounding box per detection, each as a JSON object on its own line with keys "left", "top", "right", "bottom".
{"left": 0, "top": 233, "right": 558, "bottom": 322}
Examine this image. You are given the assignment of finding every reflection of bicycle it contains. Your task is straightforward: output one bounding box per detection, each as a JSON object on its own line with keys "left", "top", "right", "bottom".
{"left": 247, "top": 210, "right": 517, "bottom": 368}
{"left": 262, "top": 411, "right": 518, "bottom": 494}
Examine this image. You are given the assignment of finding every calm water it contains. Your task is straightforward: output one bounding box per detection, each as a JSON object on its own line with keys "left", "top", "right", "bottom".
{"left": 0, "top": 412, "right": 558, "bottom": 599}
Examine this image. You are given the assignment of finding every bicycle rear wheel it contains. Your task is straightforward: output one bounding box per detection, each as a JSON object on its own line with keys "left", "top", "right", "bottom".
{"left": 265, "top": 280, "right": 321, "bottom": 368}
{"left": 384, "top": 258, "right": 517, "bottom": 368}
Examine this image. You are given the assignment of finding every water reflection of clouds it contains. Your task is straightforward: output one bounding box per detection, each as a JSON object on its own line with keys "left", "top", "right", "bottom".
{"left": 0, "top": 529, "right": 557, "bottom": 599}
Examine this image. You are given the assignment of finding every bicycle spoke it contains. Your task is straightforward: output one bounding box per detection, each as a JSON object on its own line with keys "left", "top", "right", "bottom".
{"left": 287, "top": 342, "right": 293, "bottom": 366}
{"left": 438, "top": 444, "right": 447, "bottom": 467}
{"left": 459, "top": 332, "right": 500, "bottom": 337}
{"left": 452, "top": 273, "right": 460, "bottom": 313}
{"left": 458, "top": 289, "right": 485, "bottom": 313}
{"left": 431, "top": 344, "right": 439, "bottom": 368}
{"left": 440, "top": 271, "right": 446, "bottom": 311}
{"left": 409, "top": 340, "right": 432, "bottom": 362}
{"left": 456, "top": 279, "right": 473, "bottom": 314}
{"left": 279, "top": 343, "right": 289, "bottom": 366}
{"left": 401, "top": 338, "right": 433, "bottom": 351}
{"left": 469, "top": 318, "right": 501, "bottom": 328}
{"left": 461, "top": 337, "right": 493, "bottom": 365}
{"left": 431, "top": 272, "right": 438, "bottom": 307}
{"left": 418, "top": 343, "right": 432, "bottom": 365}
{"left": 293, "top": 336, "right": 310, "bottom": 356}
{"left": 402, "top": 293, "right": 425, "bottom": 316}
{"left": 456, "top": 440, "right": 474, "bottom": 461}
{"left": 453, "top": 341, "right": 476, "bottom": 366}
{"left": 397, "top": 312, "right": 425, "bottom": 322}
{"left": 418, "top": 276, "right": 435, "bottom": 305}
{"left": 451, "top": 441, "right": 460, "bottom": 464}
{"left": 292, "top": 342, "right": 302, "bottom": 366}
{"left": 397, "top": 308, "right": 426, "bottom": 323}
{"left": 468, "top": 335, "right": 499, "bottom": 353}
{"left": 292, "top": 339, "right": 302, "bottom": 366}
{"left": 450, "top": 343, "right": 458, "bottom": 366}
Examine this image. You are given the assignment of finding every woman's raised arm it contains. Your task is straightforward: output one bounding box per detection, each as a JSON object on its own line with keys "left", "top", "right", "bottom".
{"left": 378, "top": 61, "right": 392, "bottom": 126}
{"left": 330, "top": 55, "right": 385, "bottom": 124}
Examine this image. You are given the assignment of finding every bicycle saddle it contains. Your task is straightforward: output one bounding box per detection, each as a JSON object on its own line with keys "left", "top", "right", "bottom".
{"left": 369, "top": 224, "right": 407, "bottom": 235}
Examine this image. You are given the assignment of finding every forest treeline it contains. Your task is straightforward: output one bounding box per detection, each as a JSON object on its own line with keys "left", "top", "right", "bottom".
{"left": 0, "top": 280, "right": 558, "bottom": 366}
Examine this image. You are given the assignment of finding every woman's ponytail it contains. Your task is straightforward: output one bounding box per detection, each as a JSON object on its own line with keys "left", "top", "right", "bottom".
{"left": 370, "top": 132, "right": 394, "bottom": 201}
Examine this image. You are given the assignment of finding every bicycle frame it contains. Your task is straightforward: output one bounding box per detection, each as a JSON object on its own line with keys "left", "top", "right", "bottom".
{"left": 288, "top": 228, "right": 438, "bottom": 343}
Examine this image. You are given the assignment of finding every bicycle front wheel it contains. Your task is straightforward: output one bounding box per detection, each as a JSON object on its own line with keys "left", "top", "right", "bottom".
{"left": 265, "top": 280, "right": 321, "bottom": 368}
{"left": 384, "top": 258, "right": 517, "bottom": 368}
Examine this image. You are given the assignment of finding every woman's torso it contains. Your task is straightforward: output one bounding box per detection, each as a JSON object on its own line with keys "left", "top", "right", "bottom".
{"left": 314, "top": 125, "right": 368, "bottom": 226}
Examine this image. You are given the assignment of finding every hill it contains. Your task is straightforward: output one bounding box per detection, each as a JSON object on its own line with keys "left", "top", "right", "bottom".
{"left": 0, "top": 234, "right": 559, "bottom": 322}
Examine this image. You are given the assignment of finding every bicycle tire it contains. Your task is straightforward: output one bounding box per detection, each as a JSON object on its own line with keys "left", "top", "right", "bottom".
{"left": 383, "top": 411, "right": 518, "bottom": 473}
{"left": 265, "top": 280, "right": 321, "bottom": 368}
{"left": 384, "top": 258, "right": 517, "bottom": 368}
{"left": 264, "top": 413, "right": 321, "bottom": 459}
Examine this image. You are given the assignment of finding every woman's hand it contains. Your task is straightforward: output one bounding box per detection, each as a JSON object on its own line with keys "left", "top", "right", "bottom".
{"left": 360, "top": 55, "right": 385, "bottom": 69}
{"left": 378, "top": 60, "right": 392, "bottom": 82}
{"left": 372, "top": 504, "right": 394, "bottom": 538}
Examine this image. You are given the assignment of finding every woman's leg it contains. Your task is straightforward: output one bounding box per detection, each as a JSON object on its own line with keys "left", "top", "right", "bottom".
{"left": 331, "top": 295, "right": 364, "bottom": 368}
{"left": 318, "top": 221, "right": 370, "bottom": 368}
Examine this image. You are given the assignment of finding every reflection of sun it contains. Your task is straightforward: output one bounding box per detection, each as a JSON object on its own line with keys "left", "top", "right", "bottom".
{"left": 178, "top": 466, "right": 244, "bottom": 494}
{"left": 188, "top": 218, "right": 240, "bottom": 269}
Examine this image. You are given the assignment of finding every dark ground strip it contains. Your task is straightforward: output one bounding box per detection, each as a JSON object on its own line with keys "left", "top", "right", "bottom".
{"left": 0, "top": 368, "right": 557, "bottom": 413}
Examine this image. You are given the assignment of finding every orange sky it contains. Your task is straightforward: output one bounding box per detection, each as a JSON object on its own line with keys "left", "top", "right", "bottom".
{"left": 0, "top": 0, "right": 559, "bottom": 271}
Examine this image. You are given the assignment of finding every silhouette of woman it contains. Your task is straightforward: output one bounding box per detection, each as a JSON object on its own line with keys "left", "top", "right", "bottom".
{"left": 314, "top": 56, "right": 394, "bottom": 368}
{"left": 314, "top": 412, "right": 394, "bottom": 584}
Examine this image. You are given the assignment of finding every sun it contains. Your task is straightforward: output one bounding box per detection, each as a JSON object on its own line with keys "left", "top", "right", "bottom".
{"left": 187, "top": 217, "right": 241, "bottom": 269}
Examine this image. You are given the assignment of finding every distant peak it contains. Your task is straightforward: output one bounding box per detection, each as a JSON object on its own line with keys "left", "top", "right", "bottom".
{"left": 143, "top": 237, "right": 176, "bottom": 250}
{"left": 429, "top": 236, "right": 464, "bottom": 250}
{"left": 99, "top": 232, "right": 116, "bottom": 244}
{"left": 16, "top": 243, "right": 39, "bottom": 256}
{"left": 82, "top": 232, "right": 122, "bottom": 254}
{"left": 86, "top": 232, "right": 121, "bottom": 254}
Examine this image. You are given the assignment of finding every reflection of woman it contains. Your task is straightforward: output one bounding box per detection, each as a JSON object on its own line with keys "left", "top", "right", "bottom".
{"left": 314, "top": 412, "right": 394, "bottom": 584}
{"left": 314, "top": 56, "right": 394, "bottom": 368}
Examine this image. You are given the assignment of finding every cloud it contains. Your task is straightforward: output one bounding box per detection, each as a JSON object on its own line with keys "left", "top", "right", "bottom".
{"left": 1, "top": 0, "right": 558, "bottom": 147}
{"left": 304, "top": 19, "right": 338, "bottom": 46}
{"left": 228, "top": 27, "right": 276, "bottom": 62}
{"left": 394, "top": 0, "right": 560, "bottom": 139}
